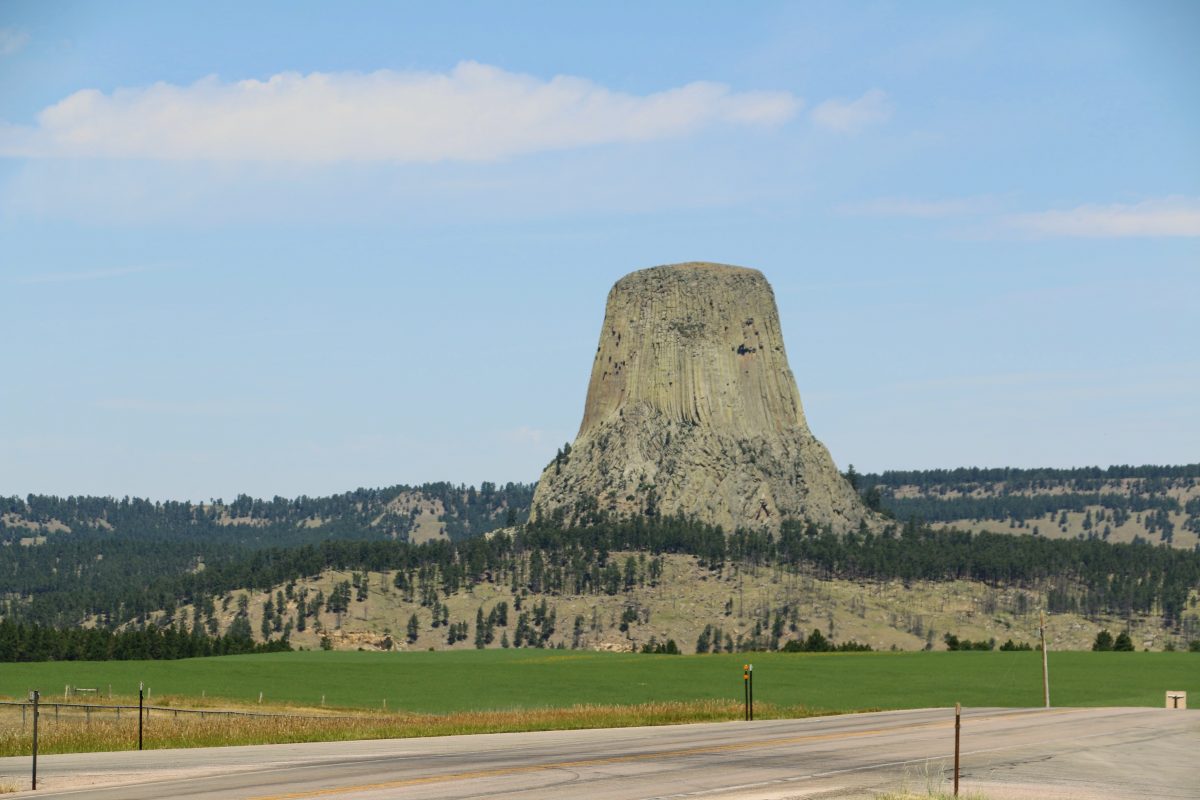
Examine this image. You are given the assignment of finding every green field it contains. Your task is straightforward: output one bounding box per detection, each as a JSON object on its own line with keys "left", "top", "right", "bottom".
{"left": 2, "top": 650, "right": 1196, "bottom": 712}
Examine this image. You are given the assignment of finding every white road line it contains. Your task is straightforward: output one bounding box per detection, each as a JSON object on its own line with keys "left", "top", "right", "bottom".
{"left": 643, "top": 725, "right": 1138, "bottom": 799}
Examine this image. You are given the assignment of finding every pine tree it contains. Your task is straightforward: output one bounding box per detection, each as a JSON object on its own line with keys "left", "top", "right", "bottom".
{"left": 696, "top": 624, "right": 712, "bottom": 654}
{"left": 474, "top": 608, "right": 486, "bottom": 649}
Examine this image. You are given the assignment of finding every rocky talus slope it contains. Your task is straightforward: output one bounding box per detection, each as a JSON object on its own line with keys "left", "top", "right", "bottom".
{"left": 532, "top": 262, "right": 871, "bottom": 532}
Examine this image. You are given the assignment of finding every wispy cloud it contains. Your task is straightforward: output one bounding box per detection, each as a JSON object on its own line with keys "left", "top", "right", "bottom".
{"left": 837, "top": 195, "right": 998, "bottom": 218}
{"left": 502, "top": 426, "right": 550, "bottom": 448}
{"left": 840, "top": 195, "right": 1200, "bottom": 240}
{"left": 811, "top": 88, "right": 891, "bottom": 134}
{"left": 1003, "top": 197, "right": 1200, "bottom": 238}
{"left": 0, "top": 63, "right": 800, "bottom": 162}
{"left": 15, "top": 265, "right": 156, "bottom": 284}
{"left": 0, "top": 28, "right": 29, "bottom": 57}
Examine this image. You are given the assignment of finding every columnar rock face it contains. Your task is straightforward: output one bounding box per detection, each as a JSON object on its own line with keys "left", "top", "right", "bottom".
{"left": 532, "top": 262, "right": 872, "bottom": 532}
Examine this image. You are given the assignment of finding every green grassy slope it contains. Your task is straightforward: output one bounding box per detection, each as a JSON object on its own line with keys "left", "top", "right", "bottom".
{"left": 2, "top": 650, "right": 1195, "bottom": 713}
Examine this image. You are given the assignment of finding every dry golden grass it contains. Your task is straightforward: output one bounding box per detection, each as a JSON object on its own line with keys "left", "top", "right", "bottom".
{"left": 873, "top": 759, "right": 988, "bottom": 800}
{"left": 0, "top": 699, "right": 831, "bottom": 756}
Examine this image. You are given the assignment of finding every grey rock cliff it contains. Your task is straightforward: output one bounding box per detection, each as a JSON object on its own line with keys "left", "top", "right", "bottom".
{"left": 532, "top": 262, "right": 872, "bottom": 532}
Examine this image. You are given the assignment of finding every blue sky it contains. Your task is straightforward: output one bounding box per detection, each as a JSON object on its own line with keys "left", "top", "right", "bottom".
{"left": 1, "top": 1, "right": 1197, "bottom": 500}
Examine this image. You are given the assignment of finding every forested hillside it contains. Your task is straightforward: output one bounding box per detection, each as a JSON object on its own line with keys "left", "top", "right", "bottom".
{"left": 4, "top": 466, "right": 1200, "bottom": 656}
{"left": 2, "top": 481, "right": 532, "bottom": 544}
{"left": 852, "top": 464, "right": 1200, "bottom": 551}
{"left": 3, "top": 511, "right": 1199, "bottom": 655}
{"left": 0, "top": 482, "right": 532, "bottom": 627}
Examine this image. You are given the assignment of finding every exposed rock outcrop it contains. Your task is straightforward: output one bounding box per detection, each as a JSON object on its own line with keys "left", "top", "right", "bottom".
{"left": 532, "top": 262, "right": 872, "bottom": 532}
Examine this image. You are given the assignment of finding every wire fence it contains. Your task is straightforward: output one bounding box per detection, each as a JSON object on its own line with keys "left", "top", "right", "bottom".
{"left": 0, "top": 699, "right": 352, "bottom": 730}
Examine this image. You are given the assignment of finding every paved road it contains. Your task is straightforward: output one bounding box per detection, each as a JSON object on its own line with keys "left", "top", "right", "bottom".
{"left": 2, "top": 707, "right": 1196, "bottom": 799}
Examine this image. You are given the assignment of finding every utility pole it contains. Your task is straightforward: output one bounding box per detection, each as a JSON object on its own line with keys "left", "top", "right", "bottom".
{"left": 1039, "top": 611, "right": 1050, "bottom": 708}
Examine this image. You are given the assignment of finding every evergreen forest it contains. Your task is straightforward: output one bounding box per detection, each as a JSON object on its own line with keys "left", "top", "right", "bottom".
{"left": 3, "top": 466, "right": 1200, "bottom": 661}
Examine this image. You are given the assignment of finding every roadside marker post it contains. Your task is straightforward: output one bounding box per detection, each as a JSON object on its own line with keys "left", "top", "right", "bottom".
{"left": 29, "top": 690, "right": 39, "bottom": 791}
{"left": 743, "top": 664, "right": 749, "bottom": 721}
{"left": 953, "top": 702, "right": 961, "bottom": 797}
{"left": 138, "top": 682, "right": 144, "bottom": 751}
{"left": 1039, "top": 611, "right": 1050, "bottom": 708}
{"left": 749, "top": 664, "right": 754, "bottom": 721}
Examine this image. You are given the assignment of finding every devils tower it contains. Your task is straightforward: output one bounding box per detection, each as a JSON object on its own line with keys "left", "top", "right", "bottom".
{"left": 532, "top": 262, "right": 872, "bottom": 532}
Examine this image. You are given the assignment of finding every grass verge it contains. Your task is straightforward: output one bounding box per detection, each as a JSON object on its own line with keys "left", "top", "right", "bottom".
{"left": 0, "top": 699, "right": 836, "bottom": 756}
{"left": 874, "top": 759, "right": 989, "bottom": 800}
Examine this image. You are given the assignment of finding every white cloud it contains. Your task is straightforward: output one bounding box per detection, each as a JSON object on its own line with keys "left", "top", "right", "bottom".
{"left": 502, "top": 426, "right": 549, "bottom": 448}
{"left": 838, "top": 195, "right": 997, "bottom": 218}
{"left": 811, "top": 88, "right": 891, "bottom": 134}
{"left": 0, "top": 63, "right": 800, "bottom": 162}
{"left": 1005, "top": 198, "right": 1200, "bottom": 238}
{"left": 0, "top": 28, "right": 29, "bottom": 56}
{"left": 839, "top": 195, "right": 1200, "bottom": 240}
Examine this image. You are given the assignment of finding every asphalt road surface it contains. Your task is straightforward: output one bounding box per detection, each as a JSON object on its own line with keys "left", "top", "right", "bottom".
{"left": 2, "top": 707, "right": 1196, "bottom": 799}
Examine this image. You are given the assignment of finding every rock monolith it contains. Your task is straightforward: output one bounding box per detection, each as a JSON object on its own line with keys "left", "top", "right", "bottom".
{"left": 531, "top": 262, "right": 871, "bottom": 532}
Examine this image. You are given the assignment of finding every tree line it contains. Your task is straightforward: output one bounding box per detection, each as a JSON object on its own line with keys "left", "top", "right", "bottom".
{"left": 857, "top": 464, "right": 1200, "bottom": 491}
{"left": 877, "top": 492, "right": 1184, "bottom": 525}
{"left": 2, "top": 481, "right": 532, "bottom": 546}
{"left": 0, "top": 617, "right": 291, "bottom": 662}
{"left": 841, "top": 464, "right": 1200, "bottom": 540}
